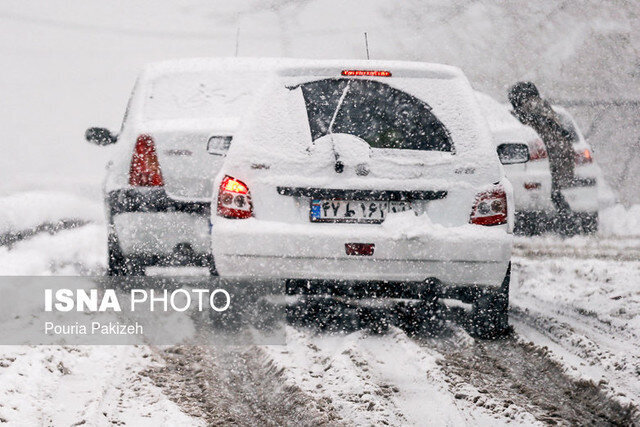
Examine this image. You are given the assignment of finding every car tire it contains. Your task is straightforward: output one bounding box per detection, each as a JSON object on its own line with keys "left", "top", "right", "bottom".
{"left": 397, "top": 295, "right": 443, "bottom": 337}
{"left": 580, "top": 212, "right": 598, "bottom": 234}
{"left": 208, "top": 257, "right": 218, "bottom": 276}
{"left": 469, "top": 263, "right": 510, "bottom": 339}
{"left": 107, "top": 230, "right": 145, "bottom": 276}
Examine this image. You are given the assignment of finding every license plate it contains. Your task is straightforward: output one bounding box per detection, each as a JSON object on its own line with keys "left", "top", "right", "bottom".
{"left": 310, "top": 199, "right": 411, "bottom": 223}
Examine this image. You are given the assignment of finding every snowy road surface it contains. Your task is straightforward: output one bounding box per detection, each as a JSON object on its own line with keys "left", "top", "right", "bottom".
{"left": 0, "top": 219, "right": 637, "bottom": 425}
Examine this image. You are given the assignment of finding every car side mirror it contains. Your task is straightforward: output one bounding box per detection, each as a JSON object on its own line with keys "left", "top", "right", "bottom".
{"left": 85, "top": 127, "right": 117, "bottom": 146}
{"left": 497, "top": 143, "right": 529, "bottom": 164}
{"left": 207, "top": 136, "right": 232, "bottom": 156}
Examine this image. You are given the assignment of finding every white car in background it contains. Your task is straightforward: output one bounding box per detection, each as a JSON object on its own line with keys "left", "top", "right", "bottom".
{"left": 553, "top": 105, "right": 615, "bottom": 232}
{"left": 211, "top": 60, "right": 523, "bottom": 337}
{"left": 475, "top": 92, "right": 555, "bottom": 234}
{"left": 85, "top": 59, "right": 277, "bottom": 275}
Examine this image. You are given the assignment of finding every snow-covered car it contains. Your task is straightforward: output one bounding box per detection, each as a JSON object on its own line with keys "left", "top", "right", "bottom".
{"left": 85, "top": 59, "right": 272, "bottom": 275}
{"left": 210, "top": 60, "right": 521, "bottom": 337}
{"left": 553, "top": 106, "right": 614, "bottom": 232}
{"left": 475, "top": 92, "right": 555, "bottom": 234}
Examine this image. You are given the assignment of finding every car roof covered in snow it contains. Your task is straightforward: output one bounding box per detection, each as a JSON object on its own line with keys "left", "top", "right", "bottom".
{"left": 139, "top": 57, "right": 466, "bottom": 81}
{"left": 132, "top": 58, "right": 468, "bottom": 126}
{"left": 475, "top": 91, "right": 540, "bottom": 145}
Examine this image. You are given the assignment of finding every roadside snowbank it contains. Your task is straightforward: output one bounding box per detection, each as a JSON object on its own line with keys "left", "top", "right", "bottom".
{"left": 599, "top": 204, "right": 640, "bottom": 237}
{"left": 511, "top": 254, "right": 640, "bottom": 406}
{"left": 0, "top": 192, "right": 104, "bottom": 234}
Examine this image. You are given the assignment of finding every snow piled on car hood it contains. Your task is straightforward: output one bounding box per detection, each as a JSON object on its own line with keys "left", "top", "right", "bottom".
{"left": 474, "top": 91, "right": 540, "bottom": 145}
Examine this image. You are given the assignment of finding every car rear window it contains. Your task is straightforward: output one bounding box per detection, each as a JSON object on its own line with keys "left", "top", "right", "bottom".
{"left": 144, "top": 72, "right": 262, "bottom": 121}
{"left": 297, "top": 78, "right": 453, "bottom": 152}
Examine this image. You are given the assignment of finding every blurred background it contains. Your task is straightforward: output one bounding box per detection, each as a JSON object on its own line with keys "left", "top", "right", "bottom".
{"left": 0, "top": 0, "right": 638, "bottom": 204}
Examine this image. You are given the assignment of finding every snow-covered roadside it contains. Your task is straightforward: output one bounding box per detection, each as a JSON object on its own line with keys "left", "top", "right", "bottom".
{"left": 0, "top": 224, "right": 106, "bottom": 275}
{"left": 0, "top": 192, "right": 104, "bottom": 236}
{"left": 0, "top": 225, "right": 203, "bottom": 425}
{"left": 0, "top": 345, "right": 201, "bottom": 426}
{"left": 510, "top": 246, "right": 640, "bottom": 407}
{"left": 599, "top": 203, "right": 640, "bottom": 238}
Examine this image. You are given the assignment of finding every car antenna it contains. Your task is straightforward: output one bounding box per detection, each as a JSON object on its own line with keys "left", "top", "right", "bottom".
{"left": 364, "top": 32, "right": 370, "bottom": 60}
{"left": 235, "top": 27, "right": 240, "bottom": 57}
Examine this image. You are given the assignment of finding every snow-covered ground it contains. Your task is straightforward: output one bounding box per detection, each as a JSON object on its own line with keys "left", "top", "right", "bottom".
{"left": 0, "top": 198, "right": 637, "bottom": 424}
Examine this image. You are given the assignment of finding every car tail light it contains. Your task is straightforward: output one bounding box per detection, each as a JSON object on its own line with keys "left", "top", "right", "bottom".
{"left": 470, "top": 185, "right": 507, "bottom": 226}
{"left": 129, "top": 134, "right": 164, "bottom": 186}
{"left": 574, "top": 148, "right": 593, "bottom": 165}
{"left": 528, "top": 138, "right": 548, "bottom": 161}
{"left": 217, "top": 175, "right": 252, "bottom": 219}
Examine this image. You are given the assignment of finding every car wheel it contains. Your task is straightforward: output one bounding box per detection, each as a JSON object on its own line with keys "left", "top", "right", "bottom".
{"left": 397, "top": 296, "right": 443, "bottom": 337}
{"left": 580, "top": 212, "right": 598, "bottom": 234}
{"left": 208, "top": 257, "right": 218, "bottom": 276}
{"left": 107, "top": 230, "right": 126, "bottom": 276}
{"left": 107, "top": 230, "right": 145, "bottom": 276}
{"left": 469, "top": 263, "right": 510, "bottom": 339}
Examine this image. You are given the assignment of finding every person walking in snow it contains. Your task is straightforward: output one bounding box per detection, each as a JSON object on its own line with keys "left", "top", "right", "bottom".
{"left": 508, "top": 81, "right": 576, "bottom": 214}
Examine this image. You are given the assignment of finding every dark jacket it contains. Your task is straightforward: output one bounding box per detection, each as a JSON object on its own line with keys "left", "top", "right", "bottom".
{"left": 508, "top": 82, "right": 575, "bottom": 189}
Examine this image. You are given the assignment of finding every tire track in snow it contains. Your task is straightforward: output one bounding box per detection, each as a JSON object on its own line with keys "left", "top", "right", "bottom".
{"left": 510, "top": 296, "right": 640, "bottom": 408}
{"left": 418, "top": 326, "right": 637, "bottom": 425}
{"left": 262, "top": 326, "right": 523, "bottom": 425}
{"left": 510, "top": 241, "right": 640, "bottom": 414}
{"left": 144, "top": 344, "right": 341, "bottom": 425}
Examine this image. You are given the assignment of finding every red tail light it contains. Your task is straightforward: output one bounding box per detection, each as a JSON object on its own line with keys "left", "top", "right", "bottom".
{"left": 574, "top": 148, "right": 593, "bottom": 165}
{"left": 470, "top": 185, "right": 507, "bottom": 226}
{"left": 129, "top": 134, "right": 164, "bottom": 186}
{"left": 528, "top": 138, "right": 548, "bottom": 161}
{"left": 217, "top": 175, "right": 252, "bottom": 219}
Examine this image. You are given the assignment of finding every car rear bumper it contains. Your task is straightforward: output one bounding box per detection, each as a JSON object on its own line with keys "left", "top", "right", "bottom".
{"left": 505, "top": 167, "right": 555, "bottom": 213}
{"left": 211, "top": 218, "right": 511, "bottom": 287}
{"left": 561, "top": 181, "right": 598, "bottom": 212}
{"left": 113, "top": 212, "right": 210, "bottom": 257}
{"left": 107, "top": 189, "right": 212, "bottom": 260}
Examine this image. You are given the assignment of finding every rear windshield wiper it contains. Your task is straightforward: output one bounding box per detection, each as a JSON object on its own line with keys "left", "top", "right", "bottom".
{"left": 327, "top": 81, "right": 351, "bottom": 173}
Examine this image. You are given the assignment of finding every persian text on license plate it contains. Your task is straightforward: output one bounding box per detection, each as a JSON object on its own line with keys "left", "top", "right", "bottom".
{"left": 310, "top": 199, "right": 411, "bottom": 223}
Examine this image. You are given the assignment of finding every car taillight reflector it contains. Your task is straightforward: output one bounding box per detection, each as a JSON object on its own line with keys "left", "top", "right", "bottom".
{"left": 217, "top": 175, "right": 252, "bottom": 219}
{"left": 341, "top": 70, "right": 391, "bottom": 77}
{"left": 574, "top": 148, "right": 593, "bottom": 165}
{"left": 524, "top": 182, "right": 541, "bottom": 190}
{"left": 470, "top": 185, "right": 507, "bottom": 226}
{"left": 528, "top": 138, "right": 548, "bottom": 161}
{"left": 345, "top": 243, "right": 375, "bottom": 256}
{"left": 129, "top": 134, "right": 164, "bottom": 186}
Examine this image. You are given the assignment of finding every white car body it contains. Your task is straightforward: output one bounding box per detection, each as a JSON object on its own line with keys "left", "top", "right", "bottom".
{"left": 210, "top": 59, "right": 513, "bottom": 294}
{"left": 475, "top": 92, "right": 555, "bottom": 216}
{"left": 96, "top": 58, "right": 287, "bottom": 273}
{"left": 552, "top": 106, "right": 614, "bottom": 212}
